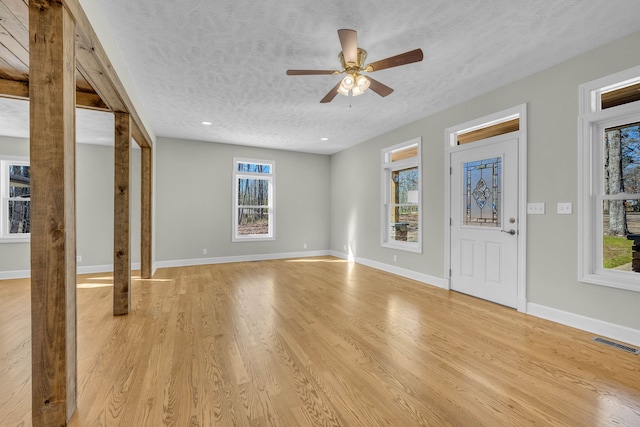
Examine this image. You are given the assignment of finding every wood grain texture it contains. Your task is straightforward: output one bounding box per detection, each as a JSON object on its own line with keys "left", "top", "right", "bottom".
{"left": 140, "top": 146, "right": 153, "bottom": 279}
{"left": 28, "top": 0, "right": 77, "bottom": 424}
{"left": 113, "top": 112, "right": 132, "bottom": 316}
{"left": 0, "top": 77, "right": 109, "bottom": 110}
{"left": 2, "top": 258, "right": 640, "bottom": 426}
{"left": 61, "top": 0, "right": 153, "bottom": 149}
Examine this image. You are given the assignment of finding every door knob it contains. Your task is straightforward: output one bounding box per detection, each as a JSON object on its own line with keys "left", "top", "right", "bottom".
{"left": 501, "top": 229, "right": 516, "bottom": 235}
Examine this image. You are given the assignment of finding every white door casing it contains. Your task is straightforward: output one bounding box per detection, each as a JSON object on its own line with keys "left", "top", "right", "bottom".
{"left": 450, "top": 136, "right": 519, "bottom": 308}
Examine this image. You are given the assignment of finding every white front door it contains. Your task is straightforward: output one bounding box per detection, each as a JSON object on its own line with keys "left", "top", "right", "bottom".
{"left": 450, "top": 136, "right": 519, "bottom": 308}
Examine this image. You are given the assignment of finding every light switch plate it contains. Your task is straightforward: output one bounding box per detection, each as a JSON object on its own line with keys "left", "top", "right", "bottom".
{"left": 557, "top": 202, "right": 572, "bottom": 215}
{"left": 527, "top": 202, "right": 545, "bottom": 214}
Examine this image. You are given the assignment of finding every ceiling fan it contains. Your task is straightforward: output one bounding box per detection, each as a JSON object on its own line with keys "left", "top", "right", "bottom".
{"left": 286, "top": 29, "right": 424, "bottom": 103}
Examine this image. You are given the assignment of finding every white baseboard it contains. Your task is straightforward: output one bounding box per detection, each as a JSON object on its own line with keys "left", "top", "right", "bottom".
{"left": 154, "top": 250, "right": 331, "bottom": 269}
{"left": 0, "top": 263, "right": 142, "bottom": 279}
{"left": 527, "top": 302, "right": 640, "bottom": 348}
{"left": 0, "top": 269, "right": 30, "bottom": 280}
{"left": 77, "top": 263, "right": 141, "bottom": 275}
{"left": 328, "top": 250, "right": 447, "bottom": 289}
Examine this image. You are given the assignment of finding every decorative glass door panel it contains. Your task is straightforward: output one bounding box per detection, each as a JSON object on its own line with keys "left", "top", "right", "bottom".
{"left": 463, "top": 157, "right": 501, "bottom": 228}
{"left": 450, "top": 138, "right": 518, "bottom": 308}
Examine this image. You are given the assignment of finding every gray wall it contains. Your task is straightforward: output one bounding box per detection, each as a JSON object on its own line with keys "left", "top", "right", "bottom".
{"left": 0, "top": 137, "right": 141, "bottom": 273}
{"left": 76, "top": 143, "right": 141, "bottom": 268}
{"left": 155, "top": 137, "right": 331, "bottom": 262}
{"left": 330, "top": 31, "right": 640, "bottom": 330}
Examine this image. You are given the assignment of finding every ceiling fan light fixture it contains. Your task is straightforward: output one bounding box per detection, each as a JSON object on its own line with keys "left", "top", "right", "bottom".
{"left": 356, "top": 75, "right": 370, "bottom": 90}
{"left": 341, "top": 74, "right": 355, "bottom": 90}
{"left": 337, "top": 85, "right": 350, "bottom": 96}
{"left": 352, "top": 85, "right": 365, "bottom": 96}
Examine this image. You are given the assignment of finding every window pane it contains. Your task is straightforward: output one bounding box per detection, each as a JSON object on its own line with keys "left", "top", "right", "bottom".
{"left": 601, "top": 82, "right": 640, "bottom": 110}
{"left": 9, "top": 164, "right": 30, "bottom": 198}
{"left": 8, "top": 200, "right": 30, "bottom": 234}
{"left": 388, "top": 205, "right": 418, "bottom": 242}
{"left": 237, "top": 162, "right": 271, "bottom": 174}
{"left": 391, "top": 167, "right": 418, "bottom": 204}
{"left": 237, "top": 178, "right": 269, "bottom": 206}
{"left": 604, "top": 123, "right": 640, "bottom": 195}
{"left": 237, "top": 208, "right": 269, "bottom": 236}
{"left": 602, "top": 199, "right": 640, "bottom": 271}
{"left": 457, "top": 118, "right": 519, "bottom": 145}
{"left": 463, "top": 157, "right": 501, "bottom": 227}
{"left": 390, "top": 144, "right": 418, "bottom": 162}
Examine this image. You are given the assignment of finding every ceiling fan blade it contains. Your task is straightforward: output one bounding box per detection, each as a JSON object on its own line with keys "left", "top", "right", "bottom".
{"left": 320, "top": 81, "right": 342, "bottom": 103}
{"left": 366, "top": 48, "right": 424, "bottom": 72}
{"left": 286, "top": 70, "right": 338, "bottom": 76}
{"left": 367, "top": 77, "right": 394, "bottom": 97}
{"left": 338, "top": 29, "right": 358, "bottom": 64}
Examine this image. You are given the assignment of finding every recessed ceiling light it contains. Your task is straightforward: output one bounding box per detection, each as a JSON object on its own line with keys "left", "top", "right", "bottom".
{"left": 321, "top": 137, "right": 329, "bottom": 141}
{"left": 201, "top": 121, "right": 212, "bottom": 126}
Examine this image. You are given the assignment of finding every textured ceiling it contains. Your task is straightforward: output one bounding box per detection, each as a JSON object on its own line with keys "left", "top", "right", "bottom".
{"left": 2, "top": 0, "right": 640, "bottom": 154}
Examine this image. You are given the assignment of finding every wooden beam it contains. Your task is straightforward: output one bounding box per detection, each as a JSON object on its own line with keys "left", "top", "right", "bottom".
{"left": 141, "top": 146, "right": 153, "bottom": 279}
{"left": 114, "top": 112, "right": 132, "bottom": 315}
{"left": 29, "top": 0, "right": 77, "bottom": 424}
{"left": 62, "top": 0, "right": 153, "bottom": 149}
{"left": 0, "top": 78, "right": 28, "bottom": 98}
{"left": 75, "top": 89, "right": 109, "bottom": 111}
{"left": 0, "top": 77, "right": 109, "bottom": 111}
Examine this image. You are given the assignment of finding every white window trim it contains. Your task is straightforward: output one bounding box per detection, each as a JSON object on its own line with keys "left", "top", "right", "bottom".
{"left": 578, "top": 65, "right": 640, "bottom": 292}
{"left": 232, "top": 157, "right": 275, "bottom": 242}
{"left": 1, "top": 157, "right": 30, "bottom": 243}
{"left": 380, "top": 137, "right": 422, "bottom": 253}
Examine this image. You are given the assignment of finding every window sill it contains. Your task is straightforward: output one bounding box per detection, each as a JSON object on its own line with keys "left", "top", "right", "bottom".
{"left": 579, "top": 270, "right": 640, "bottom": 293}
{"left": 0, "top": 237, "right": 30, "bottom": 244}
{"left": 232, "top": 236, "right": 275, "bottom": 243}
{"left": 382, "top": 241, "right": 422, "bottom": 254}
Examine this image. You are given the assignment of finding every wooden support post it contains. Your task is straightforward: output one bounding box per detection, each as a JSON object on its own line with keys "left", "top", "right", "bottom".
{"left": 141, "top": 146, "right": 153, "bottom": 279}
{"left": 29, "top": 1, "right": 77, "bottom": 424}
{"left": 114, "top": 112, "right": 132, "bottom": 315}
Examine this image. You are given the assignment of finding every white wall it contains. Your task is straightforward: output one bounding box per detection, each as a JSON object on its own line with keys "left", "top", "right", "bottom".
{"left": 330, "top": 31, "right": 640, "bottom": 332}
{"left": 155, "top": 137, "right": 331, "bottom": 264}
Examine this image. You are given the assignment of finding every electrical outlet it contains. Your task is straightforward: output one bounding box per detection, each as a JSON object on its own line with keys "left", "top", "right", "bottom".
{"left": 303, "top": 243, "right": 307, "bottom": 249}
{"left": 202, "top": 248, "right": 208, "bottom": 255}
{"left": 393, "top": 255, "right": 397, "bottom": 262}
{"left": 557, "top": 202, "right": 572, "bottom": 215}
{"left": 343, "top": 245, "right": 347, "bottom": 251}
{"left": 527, "top": 202, "right": 545, "bottom": 215}
{"left": 76, "top": 255, "right": 82, "bottom": 263}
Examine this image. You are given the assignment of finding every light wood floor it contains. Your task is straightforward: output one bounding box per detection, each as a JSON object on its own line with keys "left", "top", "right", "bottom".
{"left": 2, "top": 257, "right": 640, "bottom": 426}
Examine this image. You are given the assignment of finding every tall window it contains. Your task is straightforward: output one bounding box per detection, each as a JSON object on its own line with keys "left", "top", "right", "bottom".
{"left": 1, "top": 158, "right": 30, "bottom": 241}
{"left": 381, "top": 138, "right": 422, "bottom": 253}
{"left": 578, "top": 66, "right": 640, "bottom": 291}
{"left": 233, "top": 158, "right": 275, "bottom": 241}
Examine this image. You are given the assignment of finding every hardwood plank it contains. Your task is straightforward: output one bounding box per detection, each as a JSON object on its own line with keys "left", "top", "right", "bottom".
{"left": 113, "top": 112, "right": 132, "bottom": 316}
{"left": 28, "top": 0, "right": 77, "bottom": 424}
{"left": 0, "top": 1, "right": 29, "bottom": 51}
{"left": 2, "top": 259, "right": 640, "bottom": 425}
